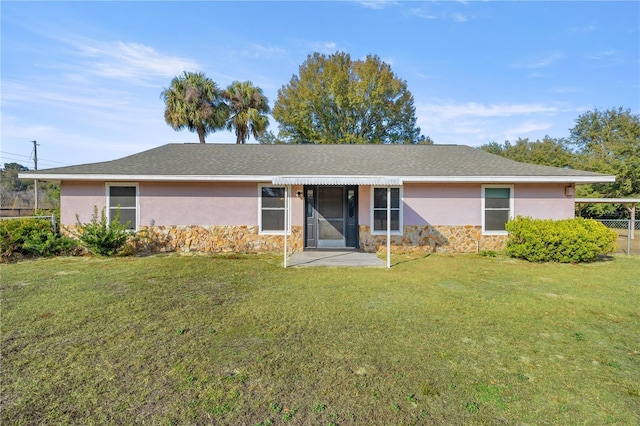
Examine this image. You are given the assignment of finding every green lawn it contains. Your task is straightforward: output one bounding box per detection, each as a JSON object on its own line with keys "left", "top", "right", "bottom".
{"left": 2, "top": 254, "right": 639, "bottom": 425}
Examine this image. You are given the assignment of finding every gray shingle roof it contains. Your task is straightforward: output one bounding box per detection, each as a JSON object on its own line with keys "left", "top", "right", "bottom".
{"left": 21, "top": 143, "right": 614, "bottom": 183}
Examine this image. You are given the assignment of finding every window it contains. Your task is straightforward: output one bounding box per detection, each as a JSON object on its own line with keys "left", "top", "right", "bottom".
{"left": 371, "top": 187, "right": 401, "bottom": 234}
{"left": 107, "top": 184, "right": 137, "bottom": 230}
{"left": 259, "top": 185, "right": 287, "bottom": 234}
{"left": 482, "top": 185, "right": 513, "bottom": 234}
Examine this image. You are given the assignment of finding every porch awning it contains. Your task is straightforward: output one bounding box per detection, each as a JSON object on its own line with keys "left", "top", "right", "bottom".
{"left": 272, "top": 176, "right": 403, "bottom": 186}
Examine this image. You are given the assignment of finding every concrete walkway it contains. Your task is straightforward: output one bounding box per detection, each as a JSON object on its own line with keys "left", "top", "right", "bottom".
{"left": 288, "top": 250, "right": 386, "bottom": 267}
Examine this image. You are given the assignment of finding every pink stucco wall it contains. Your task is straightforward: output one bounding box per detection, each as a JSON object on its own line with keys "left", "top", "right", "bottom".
{"left": 358, "top": 186, "right": 371, "bottom": 226}
{"left": 402, "top": 183, "right": 574, "bottom": 226}
{"left": 403, "top": 184, "right": 482, "bottom": 226}
{"left": 289, "top": 185, "right": 304, "bottom": 227}
{"left": 140, "top": 181, "right": 257, "bottom": 226}
{"left": 60, "top": 181, "right": 106, "bottom": 225}
{"left": 61, "top": 181, "right": 573, "bottom": 230}
{"left": 60, "top": 181, "right": 304, "bottom": 228}
{"left": 514, "top": 183, "right": 575, "bottom": 220}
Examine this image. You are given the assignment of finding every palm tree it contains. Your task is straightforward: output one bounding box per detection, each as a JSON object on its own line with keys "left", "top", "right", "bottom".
{"left": 223, "top": 81, "right": 270, "bottom": 144}
{"left": 161, "top": 71, "right": 228, "bottom": 143}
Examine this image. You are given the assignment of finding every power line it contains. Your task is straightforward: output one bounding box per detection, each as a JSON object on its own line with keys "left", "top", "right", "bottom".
{"left": 0, "top": 156, "right": 65, "bottom": 170}
{"left": 0, "top": 151, "right": 72, "bottom": 166}
{"left": 0, "top": 155, "right": 29, "bottom": 164}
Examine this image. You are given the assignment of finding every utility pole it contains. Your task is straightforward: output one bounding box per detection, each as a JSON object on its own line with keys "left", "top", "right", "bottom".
{"left": 32, "top": 140, "right": 39, "bottom": 211}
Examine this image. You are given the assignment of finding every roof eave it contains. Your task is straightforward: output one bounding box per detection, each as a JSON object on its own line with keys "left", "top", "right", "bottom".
{"left": 401, "top": 175, "right": 616, "bottom": 184}
{"left": 575, "top": 198, "right": 640, "bottom": 204}
{"left": 18, "top": 173, "right": 279, "bottom": 182}
{"left": 19, "top": 173, "right": 616, "bottom": 184}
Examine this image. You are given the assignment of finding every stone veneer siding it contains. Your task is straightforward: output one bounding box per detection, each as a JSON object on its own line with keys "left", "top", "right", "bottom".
{"left": 136, "top": 225, "right": 304, "bottom": 253}
{"left": 64, "top": 224, "right": 503, "bottom": 254}
{"left": 358, "top": 225, "right": 506, "bottom": 254}
{"left": 64, "top": 225, "right": 304, "bottom": 254}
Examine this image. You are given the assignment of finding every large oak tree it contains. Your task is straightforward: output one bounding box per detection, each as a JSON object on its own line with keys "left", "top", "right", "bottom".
{"left": 272, "top": 52, "right": 422, "bottom": 144}
{"left": 569, "top": 107, "right": 640, "bottom": 197}
{"left": 569, "top": 107, "right": 640, "bottom": 217}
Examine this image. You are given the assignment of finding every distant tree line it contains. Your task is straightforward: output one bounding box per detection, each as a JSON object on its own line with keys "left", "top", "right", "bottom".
{"left": 479, "top": 107, "right": 640, "bottom": 218}
{"left": 0, "top": 163, "right": 59, "bottom": 211}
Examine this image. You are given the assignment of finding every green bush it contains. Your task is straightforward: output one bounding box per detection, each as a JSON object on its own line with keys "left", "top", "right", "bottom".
{"left": 0, "top": 217, "right": 76, "bottom": 259}
{"left": 76, "top": 206, "right": 131, "bottom": 256}
{"left": 505, "top": 216, "right": 617, "bottom": 263}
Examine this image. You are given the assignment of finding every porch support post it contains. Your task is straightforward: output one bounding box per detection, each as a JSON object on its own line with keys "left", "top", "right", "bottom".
{"left": 284, "top": 185, "right": 289, "bottom": 268}
{"left": 387, "top": 185, "right": 391, "bottom": 268}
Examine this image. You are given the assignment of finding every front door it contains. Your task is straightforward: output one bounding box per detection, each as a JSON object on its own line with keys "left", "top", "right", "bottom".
{"left": 305, "top": 186, "right": 358, "bottom": 249}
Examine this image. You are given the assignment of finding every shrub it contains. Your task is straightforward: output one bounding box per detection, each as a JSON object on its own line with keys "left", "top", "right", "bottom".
{"left": 0, "top": 217, "right": 76, "bottom": 259}
{"left": 505, "top": 216, "right": 617, "bottom": 263}
{"left": 76, "top": 206, "right": 131, "bottom": 256}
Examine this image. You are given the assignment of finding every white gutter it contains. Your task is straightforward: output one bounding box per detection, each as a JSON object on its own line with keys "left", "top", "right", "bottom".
{"left": 400, "top": 175, "right": 616, "bottom": 183}
{"left": 19, "top": 173, "right": 615, "bottom": 184}
{"left": 17, "top": 173, "right": 280, "bottom": 182}
{"left": 574, "top": 198, "right": 640, "bottom": 203}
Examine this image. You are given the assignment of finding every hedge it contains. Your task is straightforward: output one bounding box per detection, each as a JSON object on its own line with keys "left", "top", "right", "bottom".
{"left": 505, "top": 216, "right": 617, "bottom": 263}
{"left": 0, "top": 218, "right": 76, "bottom": 259}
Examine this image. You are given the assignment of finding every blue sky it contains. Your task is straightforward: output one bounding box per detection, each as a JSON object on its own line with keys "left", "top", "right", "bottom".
{"left": 2, "top": 1, "right": 638, "bottom": 169}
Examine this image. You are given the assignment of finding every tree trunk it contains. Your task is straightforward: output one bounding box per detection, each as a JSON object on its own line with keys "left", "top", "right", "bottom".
{"left": 197, "top": 127, "right": 206, "bottom": 144}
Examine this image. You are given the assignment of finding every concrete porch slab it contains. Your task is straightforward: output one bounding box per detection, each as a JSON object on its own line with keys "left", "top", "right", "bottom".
{"left": 288, "top": 250, "right": 385, "bottom": 267}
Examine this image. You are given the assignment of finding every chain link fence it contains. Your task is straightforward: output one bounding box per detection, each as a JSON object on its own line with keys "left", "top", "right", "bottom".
{"left": 596, "top": 219, "right": 640, "bottom": 255}
{"left": 0, "top": 208, "right": 38, "bottom": 217}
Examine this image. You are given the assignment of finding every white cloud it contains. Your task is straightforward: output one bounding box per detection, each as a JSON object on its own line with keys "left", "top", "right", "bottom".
{"left": 358, "top": 1, "right": 400, "bottom": 10}
{"left": 415, "top": 100, "right": 562, "bottom": 146}
{"left": 72, "top": 39, "right": 200, "bottom": 83}
{"left": 310, "top": 41, "right": 338, "bottom": 53}
{"left": 408, "top": 6, "right": 437, "bottom": 19}
{"left": 511, "top": 53, "right": 564, "bottom": 69}
{"left": 451, "top": 12, "right": 468, "bottom": 23}
{"left": 585, "top": 50, "right": 618, "bottom": 60}
{"left": 2, "top": 80, "right": 130, "bottom": 110}
{"left": 571, "top": 25, "right": 596, "bottom": 33}
{"left": 235, "top": 43, "right": 287, "bottom": 59}
{"left": 409, "top": 6, "right": 472, "bottom": 22}
{"left": 1, "top": 117, "right": 155, "bottom": 167}
{"left": 551, "top": 86, "right": 583, "bottom": 94}
{"left": 501, "top": 120, "right": 553, "bottom": 140}
{"left": 419, "top": 101, "right": 557, "bottom": 120}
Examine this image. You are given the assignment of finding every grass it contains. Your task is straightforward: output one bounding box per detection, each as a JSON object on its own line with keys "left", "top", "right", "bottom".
{"left": 1, "top": 253, "right": 639, "bottom": 425}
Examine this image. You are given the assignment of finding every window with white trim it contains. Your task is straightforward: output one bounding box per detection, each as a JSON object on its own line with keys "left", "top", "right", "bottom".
{"left": 482, "top": 185, "right": 513, "bottom": 234}
{"left": 259, "top": 185, "right": 287, "bottom": 234}
{"left": 107, "top": 184, "right": 138, "bottom": 230}
{"left": 371, "top": 187, "right": 402, "bottom": 234}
